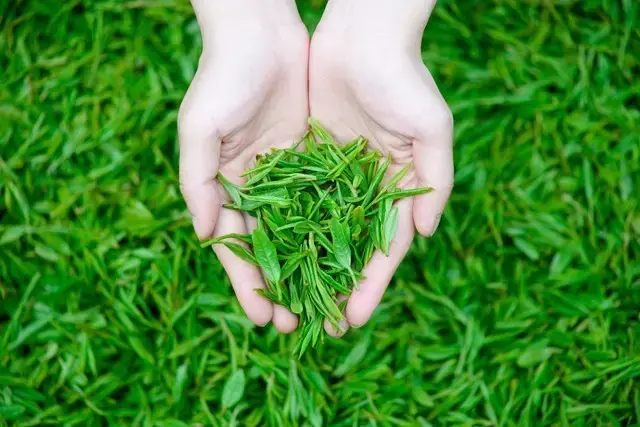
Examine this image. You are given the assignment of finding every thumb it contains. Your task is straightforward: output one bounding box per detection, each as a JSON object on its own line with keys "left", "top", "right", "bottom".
{"left": 178, "top": 105, "right": 222, "bottom": 240}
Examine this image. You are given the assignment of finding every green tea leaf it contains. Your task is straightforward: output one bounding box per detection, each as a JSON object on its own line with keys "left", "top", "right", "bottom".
{"left": 362, "top": 156, "right": 391, "bottom": 208}
{"left": 244, "top": 150, "right": 286, "bottom": 186}
{"left": 318, "top": 269, "right": 351, "bottom": 294}
{"left": 370, "top": 163, "right": 412, "bottom": 206}
{"left": 330, "top": 218, "right": 351, "bottom": 270}
{"left": 310, "top": 316, "right": 324, "bottom": 348}
{"left": 289, "top": 276, "right": 303, "bottom": 314}
{"left": 292, "top": 221, "right": 313, "bottom": 234}
{"left": 363, "top": 239, "right": 375, "bottom": 266}
{"left": 381, "top": 187, "right": 433, "bottom": 202}
{"left": 371, "top": 217, "right": 382, "bottom": 252}
{"left": 243, "top": 175, "right": 315, "bottom": 192}
{"left": 200, "top": 233, "right": 252, "bottom": 248}
{"left": 241, "top": 188, "right": 291, "bottom": 208}
{"left": 281, "top": 251, "right": 307, "bottom": 281}
{"left": 351, "top": 206, "right": 366, "bottom": 234}
{"left": 326, "top": 137, "right": 366, "bottom": 179}
{"left": 255, "top": 288, "right": 281, "bottom": 305}
{"left": 291, "top": 221, "right": 333, "bottom": 253}
{"left": 219, "top": 241, "right": 258, "bottom": 265}
{"left": 296, "top": 320, "right": 315, "bottom": 358}
{"left": 217, "top": 173, "right": 242, "bottom": 207}
{"left": 382, "top": 206, "right": 399, "bottom": 256}
{"left": 252, "top": 228, "right": 281, "bottom": 283}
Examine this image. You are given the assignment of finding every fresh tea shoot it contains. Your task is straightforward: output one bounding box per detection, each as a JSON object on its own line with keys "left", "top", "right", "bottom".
{"left": 201, "top": 119, "right": 432, "bottom": 355}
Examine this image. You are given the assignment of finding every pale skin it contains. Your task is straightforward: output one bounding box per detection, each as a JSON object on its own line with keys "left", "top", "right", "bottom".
{"left": 178, "top": 0, "right": 453, "bottom": 336}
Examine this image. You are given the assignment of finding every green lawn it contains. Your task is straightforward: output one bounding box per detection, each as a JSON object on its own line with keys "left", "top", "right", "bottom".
{"left": 1, "top": 0, "right": 639, "bottom": 425}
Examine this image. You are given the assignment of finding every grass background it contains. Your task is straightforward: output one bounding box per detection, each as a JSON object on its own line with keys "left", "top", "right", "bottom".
{"left": 1, "top": 0, "right": 639, "bottom": 425}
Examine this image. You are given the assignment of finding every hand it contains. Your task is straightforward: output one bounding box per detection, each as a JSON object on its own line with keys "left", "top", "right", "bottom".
{"left": 309, "top": 0, "right": 454, "bottom": 333}
{"left": 178, "top": 0, "right": 308, "bottom": 332}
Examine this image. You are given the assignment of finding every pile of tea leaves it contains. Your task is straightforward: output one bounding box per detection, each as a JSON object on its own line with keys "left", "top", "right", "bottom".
{"left": 200, "top": 119, "right": 431, "bottom": 354}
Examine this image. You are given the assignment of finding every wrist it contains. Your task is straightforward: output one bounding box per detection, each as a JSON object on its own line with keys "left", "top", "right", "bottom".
{"left": 317, "top": 0, "right": 434, "bottom": 51}
{"left": 191, "top": 0, "right": 305, "bottom": 45}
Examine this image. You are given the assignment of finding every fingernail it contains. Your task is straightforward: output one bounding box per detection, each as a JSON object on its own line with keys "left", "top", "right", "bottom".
{"left": 256, "top": 319, "right": 270, "bottom": 327}
{"left": 192, "top": 216, "right": 209, "bottom": 239}
{"left": 432, "top": 213, "right": 442, "bottom": 232}
{"left": 329, "top": 318, "right": 350, "bottom": 337}
{"left": 337, "top": 318, "right": 349, "bottom": 333}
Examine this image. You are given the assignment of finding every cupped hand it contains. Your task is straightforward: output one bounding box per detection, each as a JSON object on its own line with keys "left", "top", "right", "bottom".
{"left": 309, "top": 0, "right": 454, "bottom": 333}
{"left": 178, "top": 1, "right": 308, "bottom": 332}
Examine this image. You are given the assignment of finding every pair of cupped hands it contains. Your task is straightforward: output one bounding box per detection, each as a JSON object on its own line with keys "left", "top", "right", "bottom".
{"left": 178, "top": 0, "right": 453, "bottom": 337}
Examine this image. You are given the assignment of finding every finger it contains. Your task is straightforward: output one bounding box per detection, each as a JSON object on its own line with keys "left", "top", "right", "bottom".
{"left": 324, "top": 294, "right": 349, "bottom": 338}
{"left": 346, "top": 198, "right": 414, "bottom": 327}
{"left": 243, "top": 213, "right": 258, "bottom": 235}
{"left": 212, "top": 207, "right": 273, "bottom": 326}
{"left": 273, "top": 305, "right": 299, "bottom": 334}
{"left": 178, "top": 88, "right": 222, "bottom": 240}
{"left": 178, "top": 130, "right": 221, "bottom": 238}
{"left": 412, "top": 100, "right": 454, "bottom": 237}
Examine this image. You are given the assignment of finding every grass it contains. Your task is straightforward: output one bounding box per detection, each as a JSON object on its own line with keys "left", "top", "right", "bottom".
{"left": 0, "top": 0, "right": 639, "bottom": 425}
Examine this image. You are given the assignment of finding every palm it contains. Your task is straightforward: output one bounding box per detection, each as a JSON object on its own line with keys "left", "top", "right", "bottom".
{"left": 309, "top": 34, "right": 453, "bottom": 331}
{"left": 179, "top": 29, "right": 308, "bottom": 332}
{"left": 309, "top": 68, "right": 415, "bottom": 169}
{"left": 216, "top": 60, "right": 307, "bottom": 182}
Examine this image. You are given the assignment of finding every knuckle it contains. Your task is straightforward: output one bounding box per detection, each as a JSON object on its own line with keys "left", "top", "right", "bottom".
{"left": 177, "top": 102, "right": 203, "bottom": 141}
{"left": 177, "top": 87, "right": 194, "bottom": 127}
{"left": 430, "top": 103, "right": 454, "bottom": 135}
{"left": 444, "top": 174, "right": 455, "bottom": 190}
{"left": 414, "top": 98, "right": 454, "bottom": 141}
{"left": 177, "top": 93, "right": 218, "bottom": 145}
{"left": 178, "top": 105, "right": 221, "bottom": 149}
{"left": 178, "top": 177, "right": 195, "bottom": 203}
